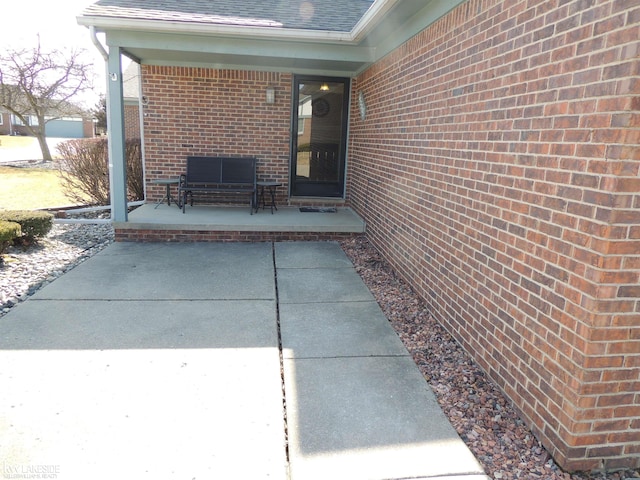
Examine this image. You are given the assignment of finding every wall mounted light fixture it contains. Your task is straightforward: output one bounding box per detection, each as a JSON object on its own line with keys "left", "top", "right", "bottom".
{"left": 358, "top": 90, "right": 367, "bottom": 120}
{"left": 320, "top": 83, "right": 330, "bottom": 91}
{"left": 266, "top": 87, "right": 275, "bottom": 104}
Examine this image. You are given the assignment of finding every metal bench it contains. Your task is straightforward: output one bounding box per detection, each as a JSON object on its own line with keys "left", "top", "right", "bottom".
{"left": 179, "top": 156, "right": 257, "bottom": 214}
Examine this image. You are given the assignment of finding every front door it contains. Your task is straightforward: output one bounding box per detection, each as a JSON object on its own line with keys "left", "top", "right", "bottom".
{"left": 291, "top": 76, "right": 350, "bottom": 197}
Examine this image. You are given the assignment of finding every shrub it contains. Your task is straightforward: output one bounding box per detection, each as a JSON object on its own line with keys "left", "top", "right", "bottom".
{"left": 126, "top": 138, "right": 144, "bottom": 201}
{"left": 56, "top": 138, "right": 109, "bottom": 205}
{"left": 0, "top": 220, "right": 21, "bottom": 257}
{"left": 56, "top": 137, "right": 143, "bottom": 206}
{"left": 0, "top": 210, "right": 53, "bottom": 243}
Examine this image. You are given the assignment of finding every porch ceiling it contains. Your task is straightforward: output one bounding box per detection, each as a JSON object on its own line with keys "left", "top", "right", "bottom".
{"left": 102, "top": 30, "right": 374, "bottom": 76}
{"left": 78, "top": 0, "right": 466, "bottom": 76}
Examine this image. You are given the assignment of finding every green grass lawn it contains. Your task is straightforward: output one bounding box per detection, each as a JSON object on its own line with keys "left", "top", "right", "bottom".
{"left": 0, "top": 166, "right": 83, "bottom": 210}
{"left": 0, "top": 135, "right": 36, "bottom": 148}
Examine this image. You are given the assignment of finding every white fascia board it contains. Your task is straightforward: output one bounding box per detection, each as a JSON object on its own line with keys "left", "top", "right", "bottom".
{"left": 350, "top": 0, "right": 402, "bottom": 43}
{"left": 78, "top": 15, "right": 356, "bottom": 45}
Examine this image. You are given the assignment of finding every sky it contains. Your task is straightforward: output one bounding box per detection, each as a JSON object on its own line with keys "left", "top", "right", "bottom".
{"left": 1, "top": 0, "right": 107, "bottom": 109}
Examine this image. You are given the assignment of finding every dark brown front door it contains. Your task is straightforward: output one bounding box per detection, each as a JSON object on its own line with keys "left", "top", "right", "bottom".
{"left": 291, "top": 76, "right": 350, "bottom": 197}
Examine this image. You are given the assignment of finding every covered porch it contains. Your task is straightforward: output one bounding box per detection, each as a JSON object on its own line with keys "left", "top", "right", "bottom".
{"left": 114, "top": 203, "right": 366, "bottom": 242}
{"left": 78, "top": 0, "right": 464, "bottom": 227}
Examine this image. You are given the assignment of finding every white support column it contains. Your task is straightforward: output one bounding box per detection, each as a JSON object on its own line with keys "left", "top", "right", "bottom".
{"left": 136, "top": 63, "right": 147, "bottom": 201}
{"left": 106, "top": 47, "right": 128, "bottom": 222}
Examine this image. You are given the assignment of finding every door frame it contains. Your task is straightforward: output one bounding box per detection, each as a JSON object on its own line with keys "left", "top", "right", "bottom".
{"left": 290, "top": 74, "right": 350, "bottom": 198}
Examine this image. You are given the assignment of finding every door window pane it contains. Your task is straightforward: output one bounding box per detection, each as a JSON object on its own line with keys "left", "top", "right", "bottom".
{"left": 291, "top": 77, "right": 349, "bottom": 197}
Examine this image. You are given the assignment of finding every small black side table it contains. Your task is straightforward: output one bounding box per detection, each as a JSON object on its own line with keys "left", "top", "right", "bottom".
{"left": 257, "top": 181, "right": 282, "bottom": 214}
{"left": 151, "top": 178, "right": 180, "bottom": 208}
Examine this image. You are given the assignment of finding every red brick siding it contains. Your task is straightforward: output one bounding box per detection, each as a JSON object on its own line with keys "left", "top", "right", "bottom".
{"left": 115, "top": 228, "right": 356, "bottom": 243}
{"left": 124, "top": 104, "right": 140, "bottom": 139}
{"left": 349, "top": 0, "right": 639, "bottom": 472}
{"left": 142, "top": 67, "right": 292, "bottom": 205}
{"left": 0, "top": 113, "right": 9, "bottom": 135}
{"left": 82, "top": 118, "right": 95, "bottom": 138}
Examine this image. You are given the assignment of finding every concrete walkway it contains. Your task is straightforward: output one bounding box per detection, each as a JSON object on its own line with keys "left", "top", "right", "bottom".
{"left": 0, "top": 241, "right": 489, "bottom": 480}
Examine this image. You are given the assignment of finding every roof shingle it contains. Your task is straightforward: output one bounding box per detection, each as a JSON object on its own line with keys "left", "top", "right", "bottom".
{"left": 83, "top": 0, "right": 375, "bottom": 33}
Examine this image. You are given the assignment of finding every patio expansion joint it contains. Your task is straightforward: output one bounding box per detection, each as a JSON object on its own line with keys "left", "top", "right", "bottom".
{"left": 277, "top": 267, "right": 354, "bottom": 270}
{"left": 289, "top": 354, "right": 411, "bottom": 360}
{"left": 271, "top": 241, "right": 291, "bottom": 471}
{"left": 278, "top": 299, "right": 375, "bottom": 305}
{"left": 175, "top": 297, "right": 277, "bottom": 302}
{"left": 30, "top": 297, "right": 276, "bottom": 302}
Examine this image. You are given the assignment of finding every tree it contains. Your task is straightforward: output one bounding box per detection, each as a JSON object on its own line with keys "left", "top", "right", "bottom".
{"left": 0, "top": 38, "right": 94, "bottom": 161}
{"left": 92, "top": 95, "right": 107, "bottom": 134}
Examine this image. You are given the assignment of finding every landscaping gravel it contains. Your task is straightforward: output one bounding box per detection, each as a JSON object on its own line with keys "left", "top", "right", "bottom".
{"left": 1, "top": 227, "right": 637, "bottom": 480}
{"left": 0, "top": 218, "right": 114, "bottom": 316}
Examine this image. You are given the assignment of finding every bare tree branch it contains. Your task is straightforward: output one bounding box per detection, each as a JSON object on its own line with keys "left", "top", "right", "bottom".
{"left": 0, "top": 37, "right": 95, "bottom": 160}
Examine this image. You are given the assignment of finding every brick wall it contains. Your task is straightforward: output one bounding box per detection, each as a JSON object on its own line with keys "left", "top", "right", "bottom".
{"left": 349, "top": 0, "right": 639, "bottom": 472}
{"left": 0, "top": 112, "right": 8, "bottom": 135}
{"left": 141, "top": 66, "right": 292, "bottom": 204}
{"left": 124, "top": 104, "right": 140, "bottom": 139}
{"left": 81, "top": 118, "right": 94, "bottom": 138}
{"left": 114, "top": 228, "right": 356, "bottom": 242}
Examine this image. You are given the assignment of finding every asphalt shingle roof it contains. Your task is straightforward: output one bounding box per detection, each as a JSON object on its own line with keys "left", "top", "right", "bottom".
{"left": 83, "top": 0, "right": 376, "bottom": 33}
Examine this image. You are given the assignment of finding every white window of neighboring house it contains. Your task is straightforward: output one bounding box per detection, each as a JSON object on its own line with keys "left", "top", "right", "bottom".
{"left": 0, "top": 114, "right": 3, "bottom": 125}
{"left": 11, "top": 114, "right": 26, "bottom": 126}
{"left": 10, "top": 115, "right": 39, "bottom": 126}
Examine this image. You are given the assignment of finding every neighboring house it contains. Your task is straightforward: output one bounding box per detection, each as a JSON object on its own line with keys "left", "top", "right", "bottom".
{"left": 79, "top": 0, "right": 639, "bottom": 472}
{"left": 0, "top": 85, "right": 94, "bottom": 138}
{"left": 0, "top": 108, "right": 94, "bottom": 138}
{"left": 0, "top": 111, "right": 41, "bottom": 136}
{"left": 45, "top": 116, "right": 94, "bottom": 138}
{"left": 122, "top": 62, "right": 142, "bottom": 138}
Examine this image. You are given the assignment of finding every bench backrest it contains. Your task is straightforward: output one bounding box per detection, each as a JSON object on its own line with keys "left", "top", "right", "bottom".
{"left": 220, "top": 157, "right": 255, "bottom": 184}
{"left": 185, "top": 156, "right": 256, "bottom": 185}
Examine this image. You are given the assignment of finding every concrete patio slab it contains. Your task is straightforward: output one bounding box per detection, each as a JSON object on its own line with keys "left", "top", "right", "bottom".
{"left": 275, "top": 241, "right": 373, "bottom": 304}
{"left": 283, "top": 355, "right": 485, "bottom": 480}
{"left": 274, "top": 241, "right": 354, "bottom": 268}
{"left": 0, "top": 300, "right": 286, "bottom": 480}
{"left": 0, "top": 348, "right": 287, "bottom": 480}
{"left": 275, "top": 241, "right": 487, "bottom": 480}
{"left": 120, "top": 204, "right": 366, "bottom": 233}
{"left": 0, "top": 299, "right": 277, "bottom": 350}
{"left": 277, "top": 267, "right": 374, "bottom": 304}
{"left": 32, "top": 242, "right": 275, "bottom": 301}
{"left": 280, "top": 301, "right": 408, "bottom": 359}
{"left": 0, "top": 240, "right": 488, "bottom": 480}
